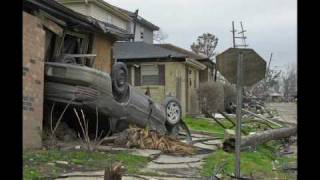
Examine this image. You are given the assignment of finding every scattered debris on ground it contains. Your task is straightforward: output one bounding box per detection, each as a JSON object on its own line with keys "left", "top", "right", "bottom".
{"left": 24, "top": 104, "right": 297, "bottom": 180}
{"left": 104, "top": 128, "right": 195, "bottom": 155}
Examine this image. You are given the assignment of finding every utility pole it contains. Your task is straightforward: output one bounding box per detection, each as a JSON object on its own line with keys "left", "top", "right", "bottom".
{"left": 263, "top": 52, "right": 273, "bottom": 95}
{"left": 267, "top": 53, "right": 273, "bottom": 74}
{"left": 238, "top": 21, "right": 248, "bottom": 48}
{"left": 230, "top": 21, "right": 248, "bottom": 178}
{"left": 231, "top": 21, "right": 236, "bottom": 48}
{"left": 231, "top": 21, "right": 248, "bottom": 48}
{"left": 235, "top": 52, "right": 244, "bottom": 178}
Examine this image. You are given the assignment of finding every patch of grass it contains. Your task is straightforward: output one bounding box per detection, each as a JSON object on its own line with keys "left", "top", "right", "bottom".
{"left": 201, "top": 143, "right": 296, "bottom": 179}
{"left": 23, "top": 149, "right": 150, "bottom": 179}
{"left": 183, "top": 117, "right": 233, "bottom": 138}
{"left": 183, "top": 117, "right": 296, "bottom": 179}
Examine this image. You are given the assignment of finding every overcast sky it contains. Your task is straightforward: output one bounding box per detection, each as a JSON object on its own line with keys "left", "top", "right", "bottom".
{"left": 106, "top": 0, "right": 297, "bottom": 69}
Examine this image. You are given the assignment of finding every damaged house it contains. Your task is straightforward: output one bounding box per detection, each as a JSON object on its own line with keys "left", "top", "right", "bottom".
{"left": 57, "top": 0, "right": 160, "bottom": 44}
{"left": 23, "top": 0, "right": 132, "bottom": 149}
{"left": 113, "top": 42, "right": 207, "bottom": 116}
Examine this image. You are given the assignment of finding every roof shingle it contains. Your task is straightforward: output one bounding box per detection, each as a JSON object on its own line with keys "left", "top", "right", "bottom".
{"left": 113, "top": 42, "right": 186, "bottom": 60}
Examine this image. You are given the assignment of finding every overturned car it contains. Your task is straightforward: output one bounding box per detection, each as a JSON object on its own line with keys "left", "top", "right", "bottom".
{"left": 44, "top": 61, "right": 191, "bottom": 140}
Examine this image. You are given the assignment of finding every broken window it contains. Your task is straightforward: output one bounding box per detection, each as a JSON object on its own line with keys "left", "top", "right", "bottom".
{"left": 52, "top": 30, "right": 95, "bottom": 67}
{"left": 44, "top": 30, "right": 57, "bottom": 62}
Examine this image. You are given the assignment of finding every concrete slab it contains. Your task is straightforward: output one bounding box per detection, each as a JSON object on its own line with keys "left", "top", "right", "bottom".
{"left": 152, "top": 154, "right": 207, "bottom": 164}
{"left": 129, "top": 149, "right": 162, "bottom": 158}
{"left": 146, "top": 161, "right": 203, "bottom": 169}
{"left": 193, "top": 142, "right": 218, "bottom": 150}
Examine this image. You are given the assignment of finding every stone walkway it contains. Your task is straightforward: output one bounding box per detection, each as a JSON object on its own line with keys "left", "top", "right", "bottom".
{"left": 56, "top": 133, "right": 221, "bottom": 180}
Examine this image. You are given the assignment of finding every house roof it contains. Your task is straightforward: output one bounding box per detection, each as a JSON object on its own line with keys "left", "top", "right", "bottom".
{"left": 112, "top": 7, "right": 160, "bottom": 31}
{"left": 24, "top": 0, "right": 132, "bottom": 40}
{"left": 157, "top": 43, "right": 215, "bottom": 68}
{"left": 57, "top": 0, "right": 132, "bottom": 22}
{"left": 156, "top": 44, "right": 208, "bottom": 60}
{"left": 113, "top": 42, "right": 187, "bottom": 60}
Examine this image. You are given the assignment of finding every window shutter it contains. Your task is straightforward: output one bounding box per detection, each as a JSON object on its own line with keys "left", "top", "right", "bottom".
{"left": 134, "top": 67, "right": 141, "bottom": 86}
{"left": 159, "top": 64, "right": 165, "bottom": 85}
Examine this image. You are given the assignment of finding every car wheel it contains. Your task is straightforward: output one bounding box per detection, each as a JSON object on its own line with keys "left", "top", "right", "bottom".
{"left": 163, "top": 97, "right": 182, "bottom": 125}
{"left": 111, "top": 62, "right": 129, "bottom": 102}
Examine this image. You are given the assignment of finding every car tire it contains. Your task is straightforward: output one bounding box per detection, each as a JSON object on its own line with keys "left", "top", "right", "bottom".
{"left": 163, "top": 97, "right": 182, "bottom": 125}
{"left": 111, "top": 62, "right": 129, "bottom": 102}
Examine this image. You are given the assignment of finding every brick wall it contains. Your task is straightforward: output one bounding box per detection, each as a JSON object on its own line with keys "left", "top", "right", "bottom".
{"left": 23, "top": 12, "right": 45, "bottom": 149}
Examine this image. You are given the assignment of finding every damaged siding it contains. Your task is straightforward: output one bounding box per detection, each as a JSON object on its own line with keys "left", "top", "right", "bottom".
{"left": 23, "top": 12, "right": 45, "bottom": 149}
{"left": 91, "top": 33, "right": 113, "bottom": 73}
{"left": 165, "top": 62, "right": 186, "bottom": 116}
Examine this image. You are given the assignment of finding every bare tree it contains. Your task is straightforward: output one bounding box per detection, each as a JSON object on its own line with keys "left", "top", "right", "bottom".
{"left": 73, "top": 107, "right": 105, "bottom": 152}
{"left": 191, "top": 33, "right": 218, "bottom": 59}
{"left": 281, "top": 63, "right": 297, "bottom": 100}
{"left": 153, "top": 29, "right": 168, "bottom": 43}
{"left": 248, "top": 67, "right": 282, "bottom": 97}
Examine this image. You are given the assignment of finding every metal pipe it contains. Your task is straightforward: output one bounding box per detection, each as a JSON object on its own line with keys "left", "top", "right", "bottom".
{"left": 235, "top": 51, "right": 243, "bottom": 178}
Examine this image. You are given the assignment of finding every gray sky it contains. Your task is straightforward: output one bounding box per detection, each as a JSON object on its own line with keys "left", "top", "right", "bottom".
{"left": 106, "top": 0, "right": 297, "bottom": 69}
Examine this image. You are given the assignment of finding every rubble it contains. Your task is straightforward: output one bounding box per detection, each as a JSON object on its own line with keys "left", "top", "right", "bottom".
{"left": 110, "top": 128, "right": 195, "bottom": 155}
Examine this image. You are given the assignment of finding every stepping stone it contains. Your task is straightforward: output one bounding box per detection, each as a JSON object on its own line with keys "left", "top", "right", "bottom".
{"left": 152, "top": 154, "right": 206, "bottom": 164}
{"left": 129, "top": 149, "right": 162, "bottom": 158}
{"left": 61, "top": 170, "right": 104, "bottom": 176}
{"left": 203, "top": 139, "right": 222, "bottom": 145}
{"left": 193, "top": 142, "right": 218, "bottom": 151}
{"left": 56, "top": 177, "right": 102, "bottom": 180}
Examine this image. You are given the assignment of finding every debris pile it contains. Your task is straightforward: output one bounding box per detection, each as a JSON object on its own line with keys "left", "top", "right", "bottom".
{"left": 111, "top": 128, "right": 195, "bottom": 155}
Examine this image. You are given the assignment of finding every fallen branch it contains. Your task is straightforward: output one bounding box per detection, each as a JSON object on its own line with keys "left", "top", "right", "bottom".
{"left": 241, "top": 118, "right": 274, "bottom": 129}
{"left": 217, "top": 111, "right": 249, "bottom": 135}
{"left": 242, "top": 108, "right": 283, "bottom": 127}
{"left": 206, "top": 112, "right": 227, "bottom": 129}
{"left": 209, "top": 161, "right": 227, "bottom": 180}
{"left": 218, "top": 111, "right": 236, "bottom": 128}
{"left": 223, "top": 126, "right": 297, "bottom": 152}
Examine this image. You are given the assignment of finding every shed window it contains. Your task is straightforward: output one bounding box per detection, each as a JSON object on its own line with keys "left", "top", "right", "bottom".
{"left": 137, "top": 64, "right": 165, "bottom": 86}
{"left": 141, "top": 65, "right": 159, "bottom": 85}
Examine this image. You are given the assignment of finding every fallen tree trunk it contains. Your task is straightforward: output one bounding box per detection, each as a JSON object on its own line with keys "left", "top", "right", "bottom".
{"left": 223, "top": 126, "right": 297, "bottom": 152}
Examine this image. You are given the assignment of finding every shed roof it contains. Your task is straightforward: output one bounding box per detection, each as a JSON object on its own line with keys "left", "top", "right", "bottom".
{"left": 156, "top": 44, "right": 208, "bottom": 59}
{"left": 113, "top": 42, "right": 186, "bottom": 60}
{"left": 157, "top": 43, "right": 215, "bottom": 68}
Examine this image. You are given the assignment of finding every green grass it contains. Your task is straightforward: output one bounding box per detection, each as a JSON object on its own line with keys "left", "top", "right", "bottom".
{"left": 201, "top": 144, "right": 296, "bottom": 179}
{"left": 183, "top": 117, "right": 233, "bottom": 138}
{"left": 23, "top": 149, "right": 150, "bottom": 179}
{"left": 183, "top": 117, "right": 296, "bottom": 179}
